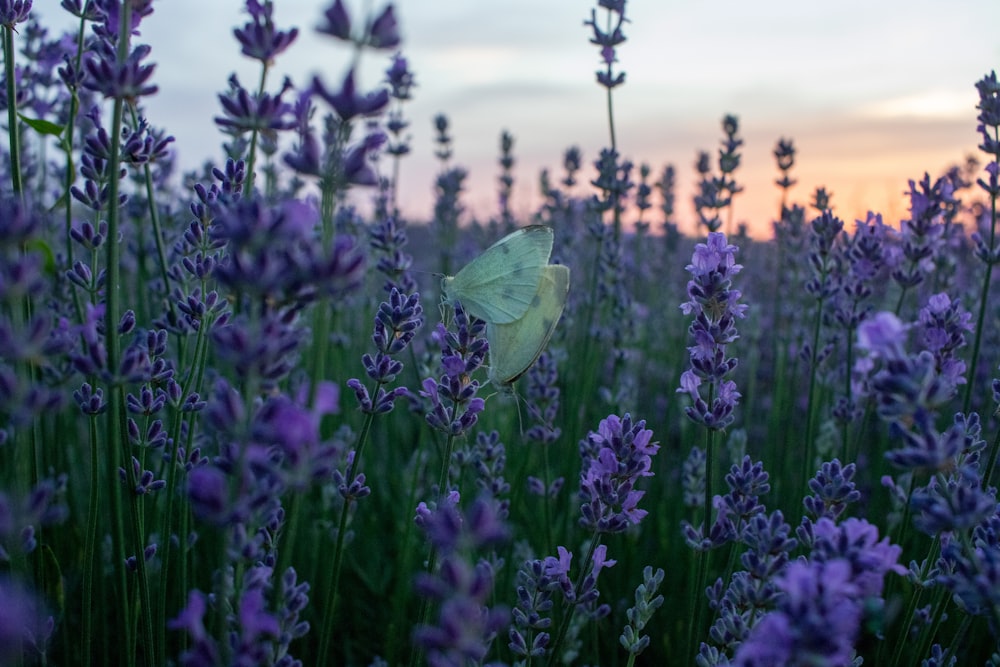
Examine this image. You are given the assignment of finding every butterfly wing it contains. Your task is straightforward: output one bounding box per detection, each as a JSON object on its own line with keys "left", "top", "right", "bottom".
{"left": 487, "top": 264, "right": 570, "bottom": 390}
{"left": 442, "top": 225, "right": 554, "bottom": 324}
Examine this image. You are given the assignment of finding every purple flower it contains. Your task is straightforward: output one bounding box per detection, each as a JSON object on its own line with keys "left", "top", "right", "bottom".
{"left": 348, "top": 288, "right": 422, "bottom": 414}
{"left": 733, "top": 560, "right": 861, "bottom": 667}
{"left": 583, "top": 2, "right": 627, "bottom": 89}
{"left": 215, "top": 74, "right": 296, "bottom": 139}
{"left": 911, "top": 467, "right": 995, "bottom": 535}
{"left": 522, "top": 352, "right": 563, "bottom": 446}
{"left": 369, "top": 216, "right": 417, "bottom": 294}
{"left": 385, "top": 51, "right": 415, "bottom": 101}
{"left": 455, "top": 431, "right": 511, "bottom": 517}
{"left": 341, "top": 130, "right": 387, "bottom": 186}
{"left": 578, "top": 413, "right": 659, "bottom": 533}
{"left": 316, "top": 0, "right": 351, "bottom": 41}
{"left": 806, "top": 517, "right": 906, "bottom": 598}
{"left": 233, "top": 0, "right": 299, "bottom": 63}
{"left": 891, "top": 173, "right": 950, "bottom": 291}
{"left": 211, "top": 195, "right": 364, "bottom": 305}
{"left": 252, "top": 382, "right": 341, "bottom": 490}
{"left": 542, "top": 546, "right": 574, "bottom": 588}
{"left": 856, "top": 311, "right": 908, "bottom": 362}
{"left": 856, "top": 309, "right": 964, "bottom": 445}
{"left": 420, "top": 305, "right": 488, "bottom": 437}
{"left": 82, "top": 40, "right": 157, "bottom": 101}
{"left": 312, "top": 67, "right": 389, "bottom": 122}
{"left": 0, "top": 477, "right": 68, "bottom": 559}
{"left": 413, "top": 497, "right": 510, "bottom": 667}
{"left": 60, "top": 0, "right": 102, "bottom": 20}
{"left": 774, "top": 137, "right": 796, "bottom": 189}
{"left": 803, "top": 459, "right": 861, "bottom": 521}
{"left": 367, "top": 5, "right": 401, "bottom": 49}
{"left": 677, "top": 232, "right": 745, "bottom": 430}
{"left": 685, "top": 456, "right": 771, "bottom": 550}
{"left": 937, "top": 507, "right": 1000, "bottom": 628}
{"left": 509, "top": 557, "right": 561, "bottom": 657}
{"left": 916, "top": 293, "right": 971, "bottom": 386}
{"left": 804, "top": 209, "right": 845, "bottom": 301}
{"left": 0, "top": 0, "right": 32, "bottom": 28}
{"left": 976, "top": 70, "right": 1000, "bottom": 138}
{"left": 0, "top": 576, "right": 47, "bottom": 664}
{"left": 589, "top": 148, "right": 633, "bottom": 212}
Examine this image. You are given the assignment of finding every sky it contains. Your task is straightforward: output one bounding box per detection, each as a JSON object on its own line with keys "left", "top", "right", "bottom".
{"left": 42, "top": 1, "right": 1000, "bottom": 238}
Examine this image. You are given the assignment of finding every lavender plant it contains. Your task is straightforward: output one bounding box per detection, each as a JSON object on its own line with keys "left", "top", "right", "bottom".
{"left": 2, "top": 2, "right": 1000, "bottom": 665}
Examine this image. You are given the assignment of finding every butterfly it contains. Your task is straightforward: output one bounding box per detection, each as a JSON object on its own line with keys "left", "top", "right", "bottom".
{"left": 441, "top": 225, "right": 553, "bottom": 324}
{"left": 486, "top": 264, "right": 570, "bottom": 392}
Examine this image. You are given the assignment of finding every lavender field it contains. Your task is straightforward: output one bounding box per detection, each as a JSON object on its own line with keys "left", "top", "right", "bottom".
{"left": 2, "top": 1, "right": 999, "bottom": 666}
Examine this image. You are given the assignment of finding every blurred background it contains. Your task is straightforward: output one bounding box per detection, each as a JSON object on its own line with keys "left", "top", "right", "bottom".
{"left": 42, "top": 0, "right": 1000, "bottom": 237}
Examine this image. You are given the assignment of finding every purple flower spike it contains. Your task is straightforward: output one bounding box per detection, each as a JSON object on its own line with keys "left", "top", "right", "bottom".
{"left": 312, "top": 68, "right": 389, "bottom": 122}
{"left": 420, "top": 306, "right": 488, "bottom": 436}
{"left": 734, "top": 560, "right": 861, "bottom": 667}
{"left": 0, "top": 0, "right": 31, "bottom": 27}
{"left": 342, "top": 131, "right": 387, "bottom": 186}
{"left": 807, "top": 517, "right": 906, "bottom": 598}
{"left": 83, "top": 41, "right": 158, "bottom": 101}
{"left": 0, "top": 577, "right": 46, "bottom": 664}
{"left": 856, "top": 311, "right": 907, "bottom": 362}
{"left": 414, "top": 497, "right": 510, "bottom": 667}
{"left": 347, "top": 287, "right": 422, "bottom": 414}
{"left": 385, "top": 52, "right": 415, "bottom": 101}
{"left": 677, "top": 233, "right": 745, "bottom": 430}
{"left": 60, "top": 0, "right": 102, "bottom": 21}
{"left": 316, "top": 0, "right": 351, "bottom": 41}
{"left": 578, "top": 414, "right": 659, "bottom": 533}
{"left": 233, "top": 0, "right": 299, "bottom": 64}
{"left": 215, "top": 74, "right": 295, "bottom": 139}
{"left": 367, "top": 4, "right": 401, "bottom": 49}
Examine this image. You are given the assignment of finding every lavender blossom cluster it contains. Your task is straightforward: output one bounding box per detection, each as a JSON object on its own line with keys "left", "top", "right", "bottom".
{"left": 0, "top": 1, "right": 998, "bottom": 666}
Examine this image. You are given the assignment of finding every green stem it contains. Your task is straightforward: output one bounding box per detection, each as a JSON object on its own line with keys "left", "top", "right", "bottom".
{"left": 157, "top": 305, "right": 213, "bottom": 665}
{"left": 385, "top": 448, "right": 425, "bottom": 666}
{"left": 3, "top": 25, "right": 23, "bottom": 195}
{"left": 802, "top": 294, "right": 826, "bottom": 488}
{"left": 102, "top": 7, "right": 154, "bottom": 664}
{"left": 545, "top": 536, "right": 601, "bottom": 667}
{"left": 911, "top": 585, "right": 949, "bottom": 666}
{"left": 126, "top": 106, "right": 176, "bottom": 321}
{"left": 541, "top": 440, "right": 554, "bottom": 554}
{"left": 244, "top": 62, "right": 271, "bottom": 190}
{"left": 102, "top": 84, "right": 137, "bottom": 667}
{"left": 63, "top": 14, "right": 89, "bottom": 328}
{"left": 82, "top": 414, "right": 101, "bottom": 667}
{"left": 962, "top": 141, "right": 997, "bottom": 414}
{"left": 316, "top": 401, "right": 379, "bottom": 667}
{"left": 982, "top": 425, "right": 1000, "bottom": 489}
{"left": 687, "top": 425, "right": 716, "bottom": 664}
{"left": 841, "top": 326, "right": 854, "bottom": 462}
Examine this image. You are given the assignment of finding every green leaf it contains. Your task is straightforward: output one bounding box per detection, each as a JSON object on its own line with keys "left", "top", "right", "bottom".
{"left": 19, "top": 114, "right": 65, "bottom": 137}
{"left": 24, "top": 238, "right": 56, "bottom": 275}
{"left": 36, "top": 542, "right": 66, "bottom": 615}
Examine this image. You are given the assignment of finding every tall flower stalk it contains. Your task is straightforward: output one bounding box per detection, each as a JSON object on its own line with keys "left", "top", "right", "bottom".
{"left": 76, "top": 3, "right": 162, "bottom": 662}
{"left": 583, "top": 0, "right": 628, "bottom": 238}
{"left": 676, "top": 232, "right": 745, "bottom": 662}
{"left": 317, "top": 287, "right": 421, "bottom": 667}
{"left": 963, "top": 71, "right": 1000, "bottom": 414}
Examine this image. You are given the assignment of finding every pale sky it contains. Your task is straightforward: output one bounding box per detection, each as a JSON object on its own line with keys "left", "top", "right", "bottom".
{"left": 43, "top": 1, "right": 1000, "bottom": 238}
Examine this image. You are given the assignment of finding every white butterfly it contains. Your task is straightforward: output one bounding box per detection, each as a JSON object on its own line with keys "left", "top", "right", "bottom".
{"left": 486, "top": 264, "right": 570, "bottom": 392}
{"left": 441, "top": 225, "right": 553, "bottom": 324}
